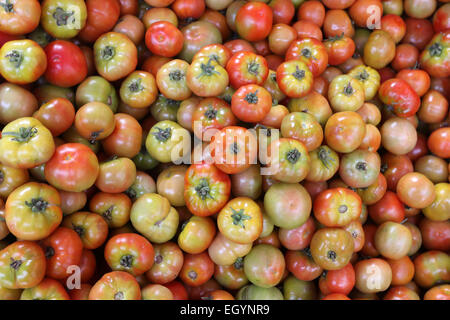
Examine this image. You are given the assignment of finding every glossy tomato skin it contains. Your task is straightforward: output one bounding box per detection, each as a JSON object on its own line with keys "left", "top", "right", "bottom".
{"left": 145, "top": 21, "right": 183, "bottom": 58}
{"left": 40, "top": 227, "right": 83, "bottom": 280}
{"left": 44, "top": 40, "right": 88, "bottom": 88}
{"left": 378, "top": 78, "right": 421, "bottom": 118}
{"left": 79, "top": 0, "right": 121, "bottom": 43}
{"left": 235, "top": 2, "right": 273, "bottom": 42}
{"left": 319, "top": 263, "right": 355, "bottom": 295}
{"left": 89, "top": 271, "right": 141, "bottom": 300}
{"left": 420, "top": 32, "right": 450, "bottom": 79}
{"left": 0, "top": 0, "right": 41, "bottom": 36}
{"left": 226, "top": 51, "right": 269, "bottom": 89}
{"left": 180, "top": 252, "right": 215, "bottom": 287}
{"left": 231, "top": 84, "right": 271, "bottom": 123}
{"left": 104, "top": 233, "right": 154, "bottom": 276}
{"left": 414, "top": 250, "right": 450, "bottom": 288}
{"left": 33, "top": 98, "right": 75, "bottom": 137}
{"left": 285, "top": 249, "right": 323, "bottom": 281}
{"left": 45, "top": 143, "right": 99, "bottom": 193}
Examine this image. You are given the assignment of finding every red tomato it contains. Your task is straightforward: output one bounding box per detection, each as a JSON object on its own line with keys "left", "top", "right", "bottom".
{"left": 235, "top": 2, "right": 273, "bottom": 42}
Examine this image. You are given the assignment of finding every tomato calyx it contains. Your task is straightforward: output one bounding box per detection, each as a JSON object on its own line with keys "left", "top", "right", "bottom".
{"left": 2, "top": 127, "right": 38, "bottom": 143}
{"left": 234, "top": 257, "right": 244, "bottom": 269}
{"left": 25, "top": 197, "right": 49, "bottom": 213}
{"left": 301, "top": 48, "right": 312, "bottom": 59}
{"left": 128, "top": 78, "right": 143, "bottom": 93}
{"left": 244, "top": 91, "right": 259, "bottom": 104}
{"left": 355, "top": 161, "right": 368, "bottom": 172}
{"left": 5, "top": 50, "right": 23, "bottom": 68}
{"left": 188, "top": 270, "right": 198, "bottom": 280}
{"left": 194, "top": 178, "right": 213, "bottom": 200}
{"left": 155, "top": 254, "right": 163, "bottom": 264}
{"left": 0, "top": 0, "right": 13, "bottom": 13}
{"left": 9, "top": 257, "right": 22, "bottom": 270}
{"left": 45, "top": 246, "right": 55, "bottom": 259}
{"left": 380, "top": 162, "right": 388, "bottom": 173}
{"left": 0, "top": 170, "right": 4, "bottom": 185}
{"left": 247, "top": 61, "right": 260, "bottom": 75}
{"left": 318, "top": 147, "right": 335, "bottom": 169}
{"left": 102, "top": 206, "right": 115, "bottom": 221}
{"left": 286, "top": 148, "right": 301, "bottom": 164}
{"left": 343, "top": 83, "right": 354, "bottom": 96}
{"left": 119, "top": 254, "right": 134, "bottom": 268}
{"left": 199, "top": 59, "right": 220, "bottom": 78}
{"left": 230, "top": 142, "right": 240, "bottom": 154}
{"left": 114, "top": 291, "right": 125, "bottom": 300}
{"left": 72, "top": 224, "right": 85, "bottom": 238}
{"left": 151, "top": 127, "right": 172, "bottom": 142}
{"left": 101, "top": 46, "right": 116, "bottom": 61}
{"left": 327, "top": 250, "right": 337, "bottom": 261}
{"left": 169, "top": 70, "right": 184, "bottom": 82}
{"left": 356, "top": 69, "right": 369, "bottom": 81}
{"left": 429, "top": 42, "right": 443, "bottom": 57}
{"left": 89, "top": 130, "right": 104, "bottom": 144}
{"left": 204, "top": 107, "right": 218, "bottom": 120}
{"left": 53, "top": 7, "right": 75, "bottom": 27}
{"left": 292, "top": 65, "right": 305, "bottom": 80}
{"left": 326, "top": 33, "right": 345, "bottom": 43}
{"left": 230, "top": 207, "right": 251, "bottom": 228}
{"left": 338, "top": 205, "right": 348, "bottom": 213}
{"left": 125, "top": 187, "right": 137, "bottom": 201}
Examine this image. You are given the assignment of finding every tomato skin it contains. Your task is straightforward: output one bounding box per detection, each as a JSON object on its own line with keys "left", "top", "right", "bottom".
{"left": 427, "top": 127, "right": 450, "bottom": 159}
{"left": 276, "top": 60, "right": 313, "bottom": 98}
{"left": 178, "top": 216, "right": 216, "bottom": 254}
{"left": 33, "top": 98, "right": 75, "bottom": 137}
{"left": 104, "top": 233, "right": 154, "bottom": 276}
{"left": 44, "top": 40, "right": 88, "bottom": 88}
{"left": 89, "top": 271, "right": 141, "bottom": 300}
{"left": 285, "top": 250, "right": 323, "bottom": 281}
{"left": 420, "top": 218, "right": 450, "bottom": 252}
{"left": 433, "top": 4, "right": 450, "bottom": 33}
{"left": 378, "top": 78, "right": 421, "bottom": 118}
{"left": 319, "top": 263, "right": 355, "bottom": 295}
{"left": 79, "top": 0, "right": 121, "bottom": 43}
{"left": 368, "top": 191, "right": 405, "bottom": 224}
{"left": 40, "top": 227, "right": 83, "bottom": 280}
{"left": 226, "top": 51, "right": 269, "bottom": 89}
{"left": 231, "top": 84, "right": 272, "bottom": 123}
{"left": 235, "top": 2, "right": 273, "bottom": 42}
{"left": 180, "top": 252, "right": 215, "bottom": 287}
{"left": 420, "top": 32, "right": 450, "bottom": 78}
{"left": 414, "top": 250, "right": 450, "bottom": 288}
{"left": 244, "top": 244, "right": 285, "bottom": 288}
{"left": 310, "top": 228, "right": 354, "bottom": 270}
{"left": 0, "top": 0, "right": 41, "bottom": 36}
{"left": 45, "top": 143, "right": 99, "bottom": 193}
{"left": 63, "top": 211, "right": 109, "bottom": 250}
{"left": 5, "top": 182, "right": 62, "bottom": 241}
{"left": 0, "top": 241, "right": 46, "bottom": 289}
{"left": 146, "top": 242, "right": 183, "bottom": 285}
{"left": 424, "top": 284, "right": 450, "bottom": 300}
{"left": 285, "top": 38, "right": 328, "bottom": 77}
{"left": 145, "top": 21, "right": 183, "bottom": 58}
{"left": 324, "top": 111, "right": 366, "bottom": 154}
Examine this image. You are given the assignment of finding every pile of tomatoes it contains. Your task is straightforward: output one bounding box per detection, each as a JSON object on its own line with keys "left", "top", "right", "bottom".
{"left": 0, "top": 0, "right": 449, "bottom": 301}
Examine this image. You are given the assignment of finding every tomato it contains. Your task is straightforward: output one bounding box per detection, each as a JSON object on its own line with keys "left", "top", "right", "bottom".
{"left": 0, "top": 0, "right": 40, "bottom": 35}
{"left": 380, "top": 117, "right": 417, "bottom": 156}
{"left": 0, "top": 40, "right": 45, "bottom": 85}
{"left": 155, "top": 165, "right": 186, "bottom": 207}
{"left": 231, "top": 84, "right": 271, "bottom": 123}
{"left": 263, "top": 183, "right": 311, "bottom": 231}
{"left": 20, "top": 278, "right": 69, "bottom": 300}
{"left": 90, "top": 192, "right": 131, "bottom": 228}
{"left": 325, "top": 111, "right": 366, "bottom": 153}
{"left": 267, "top": 23, "right": 296, "bottom": 56}
{"left": 0, "top": 83, "right": 39, "bottom": 125}
{"left": 288, "top": 91, "right": 332, "bottom": 126}
{"left": 145, "top": 21, "right": 183, "bottom": 59}
{"left": 226, "top": 51, "right": 269, "bottom": 89}
{"left": 155, "top": 61, "right": 190, "bottom": 102}
{"left": 179, "top": 21, "right": 222, "bottom": 63}
{"left": 433, "top": 3, "right": 450, "bottom": 33}
{"left": 104, "top": 233, "right": 154, "bottom": 276}
{"left": 396, "top": 172, "right": 436, "bottom": 209}
{"left": 94, "top": 32, "right": 137, "bottom": 82}
{"left": 428, "top": 127, "right": 450, "bottom": 159}
{"left": 40, "top": 0, "right": 87, "bottom": 39}
{"left": 165, "top": 280, "right": 188, "bottom": 300}
{"left": 378, "top": 78, "right": 421, "bottom": 118}
{"left": 386, "top": 256, "right": 415, "bottom": 286}
{"left": 403, "top": 18, "right": 434, "bottom": 50}
{"left": 208, "top": 232, "right": 251, "bottom": 266}
{"left": 103, "top": 113, "right": 143, "bottom": 158}
{"left": 347, "top": 66, "right": 380, "bottom": 102}
{"left": 217, "top": 197, "right": 262, "bottom": 244}
{"left": 243, "top": 244, "right": 284, "bottom": 288}
{"left": 141, "top": 284, "right": 173, "bottom": 300}
{"left": 285, "top": 38, "right": 328, "bottom": 77}
{"left": 368, "top": 191, "right": 405, "bottom": 224}
{"left": 118, "top": 71, "right": 158, "bottom": 109}
{"left": 292, "top": 20, "right": 323, "bottom": 42}
{"left": 418, "top": 90, "right": 448, "bottom": 124}
{"left": 354, "top": 258, "right": 392, "bottom": 293}
{"left": 423, "top": 183, "right": 450, "bottom": 222}
{"left": 339, "top": 149, "right": 380, "bottom": 188}
{"left": 199, "top": 9, "right": 231, "bottom": 41}
{"left": 414, "top": 250, "right": 450, "bottom": 288}
{"left": 424, "top": 284, "right": 450, "bottom": 300}
{"left": 276, "top": 60, "right": 313, "bottom": 98}
{"left": 310, "top": 228, "right": 354, "bottom": 270}
{"left": 5, "top": 182, "right": 62, "bottom": 241}
{"left": 0, "top": 117, "right": 55, "bottom": 169}
{"left": 40, "top": 227, "right": 83, "bottom": 280}
{"left": 285, "top": 249, "right": 323, "bottom": 281}
{"left": 32, "top": 98, "right": 74, "bottom": 138}
{"left": 180, "top": 252, "right": 214, "bottom": 287}
{"left": 187, "top": 57, "right": 229, "bottom": 97}
{"left": 0, "top": 241, "right": 46, "bottom": 289}
{"left": 314, "top": 188, "right": 361, "bottom": 227}
{"left": 89, "top": 271, "right": 141, "bottom": 300}
{"left": 374, "top": 222, "right": 412, "bottom": 260}
{"left": 76, "top": 76, "right": 118, "bottom": 112}
{"left": 342, "top": 220, "right": 365, "bottom": 252}
{"left": 420, "top": 32, "right": 450, "bottom": 78}
{"left": 235, "top": 2, "right": 272, "bottom": 42}
{"left": 328, "top": 75, "right": 364, "bottom": 112}
{"left": 62, "top": 211, "right": 108, "bottom": 250}
{"left": 297, "top": 0, "right": 325, "bottom": 26}
{"left": 420, "top": 218, "right": 450, "bottom": 252}
{"left": 415, "top": 155, "right": 449, "bottom": 184}
{"left": 319, "top": 263, "right": 355, "bottom": 295}
{"left": 0, "top": 163, "right": 28, "bottom": 199}
{"left": 178, "top": 216, "right": 216, "bottom": 254}
{"left": 146, "top": 242, "right": 183, "bottom": 284}
{"left": 45, "top": 143, "right": 99, "bottom": 192}
{"left": 364, "top": 30, "right": 396, "bottom": 69}
{"left": 79, "top": 0, "right": 120, "bottom": 43}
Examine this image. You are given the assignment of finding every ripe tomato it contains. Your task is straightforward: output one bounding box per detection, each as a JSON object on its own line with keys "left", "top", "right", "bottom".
{"left": 314, "top": 188, "right": 362, "bottom": 227}
{"left": 208, "top": 232, "right": 251, "bottom": 266}
{"left": 324, "top": 34, "right": 355, "bottom": 66}
{"left": 235, "top": 2, "right": 273, "bottom": 42}
{"left": 20, "top": 278, "right": 69, "bottom": 300}
{"left": 368, "top": 191, "right": 405, "bottom": 224}
{"left": 281, "top": 112, "right": 323, "bottom": 151}
{"left": 378, "top": 78, "right": 421, "bottom": 118}
{"left": 285, "top": 249, "right": 323, "bottom": 281}
{"left": 414, "top": 250, "right": 450, "bottom": 288}
{"left": 89, "top": 271, "right": 141, "bottom": 300}
{"left": 427, "top": 127, "right": 450, "bottom": 159}
{"left": 310, "top": 228, "right": 354, "bottom": 270}
{"left": 79, "top": 0, "right": 120, "bottom": 43}
{"left": 286, "top": 38, "right": 328, "bottom": 77}
{"left": 180, "top": 252, "right": 214, "bottom": 287}
{"left": 319, "top": 263, "right": 355, "bottom": 295}
{"left": 364, "top": 30, "right": 396, "bottom": 69}
{"left": 145, "top": 21, "right": 183, "bottom": 58}
{"left": 178, "top": 216, "right": 216, "bottom": 254}
{"left": 231, "top": 84, "right": 271, "bottom": 123}
{"left": 420, "top": 32, "right": 450, "bottom": 78}
{"left": 33, "top": 98, "right": 75, "bottom": 137}
{"left": 0, "top": 241, "right": 46, "bottom": 289}
{"left": 103, "top": 113, "right": 143, "bottom": 159}
{"left": 40, "top": 227, "right": 83, "bottom": 280}
{"left": 354, "top": 258, "right": 392, "bottom": 293}
{"left": 0, "top": 0, "right": 41, "bottom": 35}
{"left": 325, "top": 111, "right": 366, "bottom": 153}
{"left": 105, "top": 233, "right": 154, "bottom": 276}
{"left": 276, "top": 60, "right": 313, "bottom": 98}
{"left": 226, "top": 51, "right": 269, "bottom": 89}
{"left": 62, "top": 211, "right": 109, "bottom": 250}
